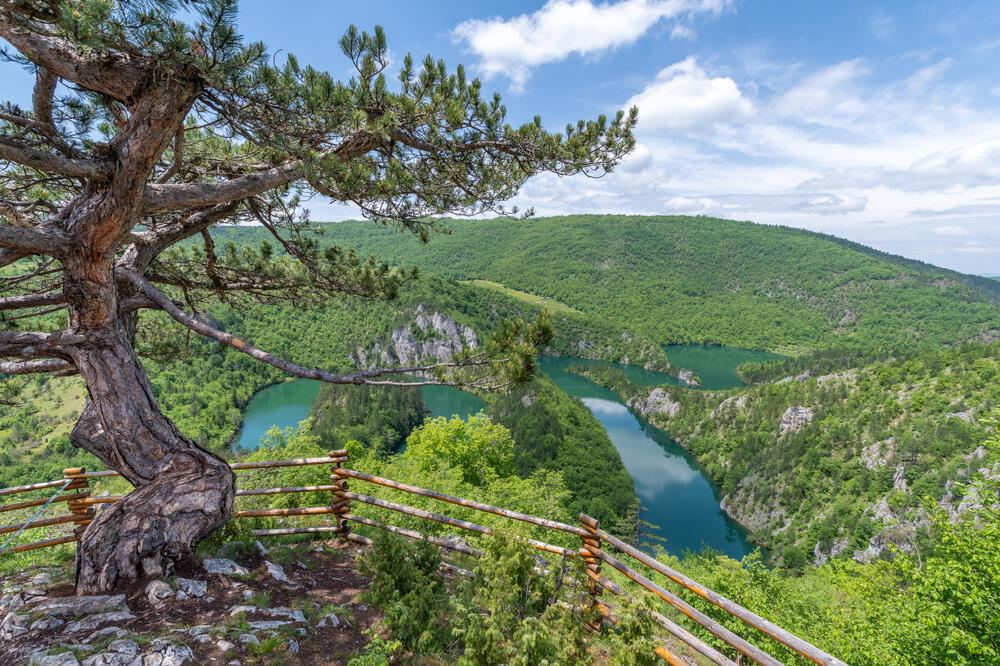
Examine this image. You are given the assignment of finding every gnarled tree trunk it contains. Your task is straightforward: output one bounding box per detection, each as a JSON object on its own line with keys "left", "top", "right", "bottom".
{"left": 67, "top": 333, "right": 235, "bottom": 594}
{"left": 63, "top": 251, "right": 236, "bottom": 593}
{"left": 52, "top": 76, "right": 236, "bottom": 594}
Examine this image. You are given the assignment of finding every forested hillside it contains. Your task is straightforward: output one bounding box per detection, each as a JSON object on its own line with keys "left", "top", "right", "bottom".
{"left": 308, "top": 376, "right": 637, "bottom": 531}
{"left": 572, "top": 343, "right": 1000, "bottom": 567}
{"left": 210, "top": 215, "right": 1000, "bottom": 353}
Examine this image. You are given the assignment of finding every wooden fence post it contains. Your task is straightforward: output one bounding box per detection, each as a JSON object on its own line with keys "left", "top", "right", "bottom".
{"left": 579, "top": 512, "right": 603, "bottom": 633}
{"left": 63, "top": 468, "right": 93, "bottom": 539}
{"left": 330, "top": 450, "right": 350, "bottom": 535}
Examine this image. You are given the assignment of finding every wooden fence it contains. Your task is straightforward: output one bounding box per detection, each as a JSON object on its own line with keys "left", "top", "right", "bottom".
{"left": 0, "top": 452, "right": 847, "bottom": 666}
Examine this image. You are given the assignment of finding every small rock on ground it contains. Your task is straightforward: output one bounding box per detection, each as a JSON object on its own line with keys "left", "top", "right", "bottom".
{"left": 146, "top": 580, "right": 173, "bottom": 605}
{"left": 174, "top": 578, "right": 207, "bottom": 600}
{"left": 202, "top": 558, "right": 248, "bottom": 576}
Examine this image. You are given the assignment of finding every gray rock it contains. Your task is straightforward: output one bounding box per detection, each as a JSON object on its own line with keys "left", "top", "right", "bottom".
{"left": 63, "top": 610, "right": 135, "bottom": 634}
{"left": 254, "top": 540, "right": 269, "bottom": 556}
{"left": 678, "top": 369, "right": 701, "bottom": 386}
{"left": 140, "top": 643, "right": 194, "bottom": 666}
{"left": 30, "top": 615, "right": 66, "bottom": 631}
{"left": 1, "top": 611, "right": 30, "bottom": 639}
{"left": 81, "top": 639, "right": 139, "bottom": 666}
{"left": 247, "top": 620, "right": 290, "bottom": 630}
{"left": 287, "top": 639, "right": 299, "bottom": 654}
{"left": 33, "top": 653, "right": 81, "bottom": 666}
{"left": 174, "top": 578, "right": 207, "bottom": 600}
{"left": 27, "top": 595, "right": 128, "bottom": 618}
{"left": 145, "top": 580, "right": 173, "bottom": 606}
{"left": 241, "top": 590, "right": 253, "bottom": 601}
{"left": 202, "top": 558, "right": 247, "bottom": 576}
{"left": 263, "top": 560, "right": 290, "bottom": 584}
{"left": 12, "top": 588, "right": 48, "bottom": 612}
{"left": 89, "top": 626, "right": 126, "bottom": 642}
{"left": 779, "top": 406, "right": 814, "bottom": 434}
{"left": 238, "top": 633, "right": 259, "bottom": 646}
{"left": 31, "top": 573, "right": 53, "bottom": 588}
{"left": 216, "top": 639, "right": 235, "bottom": 652}
{"left": 316, "top": 612, "right": 340, "bottom": 628}
{"left": 628, "top": 387, "right": 681, "bottom": 418}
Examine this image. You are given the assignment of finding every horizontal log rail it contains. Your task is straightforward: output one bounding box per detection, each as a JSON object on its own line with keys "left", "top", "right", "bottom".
{"left": 596, "top": 528, "right": 848, "bottom": 666}
{"left": 0, "top": 491, "right": 90, "bottom": 514}
{"left": 0, "top": 534, "right": 78, "bottom": 555}
{"left": 333, "top": 468, "right": 588, "bottom": 537}
{"left": 342, "top": 490, "right": 577, "bottom": 558}
{"left": 599, "top": 546, "right": 778, "bottom": 666}
{"left": 0, "top": 452, "right": 846, "bottom": 666}
{"left": 0, "top": 513, "right": 80, "bottom": 536}
{"left": 0, "top": 479, "right": 71, "bottom": 496}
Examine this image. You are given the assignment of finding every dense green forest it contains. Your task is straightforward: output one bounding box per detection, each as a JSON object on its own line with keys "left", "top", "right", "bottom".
{"left": 310, "top": 381, "right": 428, "bottom": 457}
{"left": 219, "top": 416, "right": 1000, "bottom": 664}
{"left": 308, "top": 375, "right": 637, "bottom": 531}
{"left": 5, "top": 213, "right": 1000, "bottom": 664}
{"left": 0, "top": 270, "right": 668, "bottom": 485}
{"left": 571, "top": 342, "right": 1000, "bottom": 567}
{"left": 210, "top": 215, "right": 1000, "bottom": 353}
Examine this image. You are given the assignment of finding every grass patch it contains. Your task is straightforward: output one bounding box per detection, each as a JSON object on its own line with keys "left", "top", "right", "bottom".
{"left": 461, "top": 279, "right": 583, "bottom": 315}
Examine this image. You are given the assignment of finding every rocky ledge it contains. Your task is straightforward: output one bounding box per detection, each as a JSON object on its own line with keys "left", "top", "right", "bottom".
{"left": 0, "top": 541, "right": 378, "bottom": 666}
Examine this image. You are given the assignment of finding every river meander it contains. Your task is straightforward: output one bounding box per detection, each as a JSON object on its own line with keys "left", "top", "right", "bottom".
{"left": 232, "top": 346, "right": 778, "bottom": 559}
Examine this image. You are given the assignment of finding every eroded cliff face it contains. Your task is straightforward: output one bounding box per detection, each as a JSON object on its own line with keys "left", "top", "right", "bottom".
{"left": 351, "top": 304, "right": 478, "bottom": 368}
{"left": 627, "top": 388, "right": 681, "bottom": 418}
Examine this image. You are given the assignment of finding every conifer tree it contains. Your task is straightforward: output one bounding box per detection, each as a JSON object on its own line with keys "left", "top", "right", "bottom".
{"left": 0, "top": 0, "right": 636, "bottom": 592}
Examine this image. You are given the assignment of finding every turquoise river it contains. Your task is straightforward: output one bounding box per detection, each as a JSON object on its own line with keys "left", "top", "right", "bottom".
{"left": 231, "top": 345, "right": 781, "bottom": 559}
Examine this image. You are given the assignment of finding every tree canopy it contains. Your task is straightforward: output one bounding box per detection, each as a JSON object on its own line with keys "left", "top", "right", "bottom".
{"left": 0, "top": 0, "right": 636, "bottom": 592}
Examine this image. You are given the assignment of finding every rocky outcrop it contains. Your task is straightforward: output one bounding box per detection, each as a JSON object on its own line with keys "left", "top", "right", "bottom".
{"left": 860, "top": 437, "right": 895, "bottom": 469}
{"left": 710, "top": 394, "right": 746, "bottom": 419}
{"left": 779, "top": 406, "right": 813, "bottom": 433}
{"left": 627, "top": 388, "right": 681, "bottom": 419}
{"left": 677, "top": 369, "right": 700, "bottom": 386}
{"left": 2, "top": 542, "right": 378, "bottom": 665}
{"left": 720, "top": 474, "right": 790, "bottom": 535}
{"left": 351, "top": 305, "right": 478, "bottom": 369}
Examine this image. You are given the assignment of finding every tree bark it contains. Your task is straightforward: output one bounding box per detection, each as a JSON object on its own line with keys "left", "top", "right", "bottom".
{"left": 47, "top": 72, "right": 234, "bottom": 594}
{"left": 68, "top": 328, "right": 235, "bottom": 594}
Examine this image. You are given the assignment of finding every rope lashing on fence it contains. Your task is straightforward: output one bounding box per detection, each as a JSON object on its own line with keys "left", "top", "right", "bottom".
{"left": 0, "top": 478, "right": 73, "bottom": 553}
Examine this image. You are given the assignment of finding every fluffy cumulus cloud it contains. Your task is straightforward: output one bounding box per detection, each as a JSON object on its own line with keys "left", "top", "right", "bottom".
{"left": 626, "top": 57, "right": 753, "bottom": 129}
{"left": 452, "top": 0, "right": 730, "bottom": 89}
{"left": 507, "top": 52, "right": 1000, "bottom": 272}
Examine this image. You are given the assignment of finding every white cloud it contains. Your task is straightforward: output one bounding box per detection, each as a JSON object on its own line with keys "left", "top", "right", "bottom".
{"left": 504, "top": 53, "right": 1000, "bottom": 272}
{"left": 932, "top": 225, "right": 970, "bottom": 235}
{"left": 772, "top": 59, "right": 869, "bottom": 124}
{"left": 452, "top": 0, "right": 730, "bottom": 89}
{"left": 626, "top": 57, "right": 753, "bottom": 129}
{"left": 670, "top": 24, "right": 696, "bottom": 40}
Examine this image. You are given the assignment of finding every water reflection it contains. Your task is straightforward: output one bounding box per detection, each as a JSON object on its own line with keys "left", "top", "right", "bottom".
{"left": 540, "top": 357, "right": 754, "bottom": 558}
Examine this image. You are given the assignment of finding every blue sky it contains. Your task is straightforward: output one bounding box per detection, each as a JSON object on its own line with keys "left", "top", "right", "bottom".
{"left": 4, "top": 1, "right": 1000, "bottom": 272}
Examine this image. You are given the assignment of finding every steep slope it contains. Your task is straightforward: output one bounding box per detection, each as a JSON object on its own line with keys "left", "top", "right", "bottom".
{"left": 572, "top": 343, "right": 1000, "bottom": 567}
{"left": 212, "top": 215, "right": 1000, "bottom": 353}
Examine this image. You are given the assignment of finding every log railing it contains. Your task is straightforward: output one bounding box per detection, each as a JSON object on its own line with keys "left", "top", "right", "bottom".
{"left": 0, "top": 452, "right": 846, "bottom": 666}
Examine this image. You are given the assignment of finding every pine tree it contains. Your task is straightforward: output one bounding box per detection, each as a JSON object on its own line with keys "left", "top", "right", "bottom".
{"left": 0, "top": 0, "right": 636, "bottom": 592}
